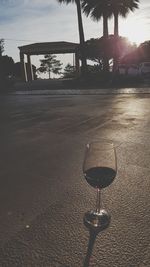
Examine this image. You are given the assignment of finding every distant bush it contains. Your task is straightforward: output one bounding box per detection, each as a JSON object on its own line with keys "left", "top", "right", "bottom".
{"left": 0, "top": 76, "right": 15, "bottom": 93}
{"left": 0, "top": 55, "right": 14, "bottom": 77}
{"left": 111, "top": 73, "right": 143, "bottom": 87}
{"left": 63, "top": 63, "right": 76, "bottom": 79}
{"left": 86, "top": 71, "right": 112, "bottom": 85}
{"left": 0, "top": 55, "right": 15, "bottom": 92}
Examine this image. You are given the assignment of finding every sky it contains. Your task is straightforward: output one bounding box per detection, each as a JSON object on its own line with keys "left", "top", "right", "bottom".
{"left": 0, "top": 0, "right": 150, "bottom": 75}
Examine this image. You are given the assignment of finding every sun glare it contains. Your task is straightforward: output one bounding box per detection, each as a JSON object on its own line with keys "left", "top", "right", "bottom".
{"left": 120, "top": 18, "right": 149, "bottom": 45}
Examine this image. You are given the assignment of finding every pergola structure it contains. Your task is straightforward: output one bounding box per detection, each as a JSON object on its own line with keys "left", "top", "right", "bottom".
{"left": 18, "top": 41, "right": 80, "bottom": 82}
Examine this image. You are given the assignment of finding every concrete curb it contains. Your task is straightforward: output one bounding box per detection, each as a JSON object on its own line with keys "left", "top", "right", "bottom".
{"left": 10, "top": 88, "right": 150, "bottom": 95}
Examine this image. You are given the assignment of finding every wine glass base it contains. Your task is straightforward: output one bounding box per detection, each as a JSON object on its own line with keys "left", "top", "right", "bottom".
{"left": 84, "top": 209, "right": 111, "bottom": 231}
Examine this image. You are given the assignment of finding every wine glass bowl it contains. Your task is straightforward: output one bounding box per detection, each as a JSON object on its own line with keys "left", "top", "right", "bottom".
{"left": 83, "top": 141, "right": 117, "bottom": 230}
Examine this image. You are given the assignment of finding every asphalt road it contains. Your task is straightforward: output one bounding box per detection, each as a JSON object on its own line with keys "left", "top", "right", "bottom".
{"left": 0, "top": 92, "right": 150, "bottom": 266}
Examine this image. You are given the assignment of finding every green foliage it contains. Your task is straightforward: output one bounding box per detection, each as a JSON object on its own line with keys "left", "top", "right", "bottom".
{"left": 0, "top": 39, "right": 4, "bottom": 56}
{"left": 121, "top": 40, "right": 150, "bottom": 64}
{"left": 57, "top": 0, "right": 75, "bottom": 4}
{"left": 63, "top": 63, "right": 76, "bottom": 78}
{"left": 139, "top": 41, "right": 150, "bottom": 61}
{"left": 82, "top": 0, "right": 112, "bottom": 21}
{"left": 37, "top": 54, "right": 62, "bottom": 78}
{"left": 82, "top": 0, "right": 139, "bottom": 30}
{"left": 0, "top": 55, "right": 14, "bottom": 78}
{"left": 85, "top": 35, "right": 133, "bottom": 70}
{"left": 82, "top": 0, "right": 139, "bottom": 71}
{"left": 0, "top": 55, "right": 15, "bottom": 92}
{"left": 87, "top": 64, "right": 102, "bottom": 73}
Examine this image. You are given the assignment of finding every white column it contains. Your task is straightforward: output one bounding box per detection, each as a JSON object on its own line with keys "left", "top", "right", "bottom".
{"left": 20, "top": 52, "right": 27, "bottom": 82}
{"left": 27, "top": 54, "right": 34, "bottom": 81}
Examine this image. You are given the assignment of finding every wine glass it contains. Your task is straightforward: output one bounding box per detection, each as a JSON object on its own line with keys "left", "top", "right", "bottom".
{"left": 83, "top": 141, "right": 117, "bottom": 230}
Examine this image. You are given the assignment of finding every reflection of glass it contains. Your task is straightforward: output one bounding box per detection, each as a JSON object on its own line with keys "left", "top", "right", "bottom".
{"left": 83, "top": 141, "right": 117, "bottom": 229}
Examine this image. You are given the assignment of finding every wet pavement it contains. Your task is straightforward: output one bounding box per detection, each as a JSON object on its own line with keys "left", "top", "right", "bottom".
{"left": 0, "top": 90, "right": 150, "bottom": 266}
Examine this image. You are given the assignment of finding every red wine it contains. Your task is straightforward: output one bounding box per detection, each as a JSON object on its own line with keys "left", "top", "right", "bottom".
{"left": 84, "top": 167, "right": 116, "bottom": 189}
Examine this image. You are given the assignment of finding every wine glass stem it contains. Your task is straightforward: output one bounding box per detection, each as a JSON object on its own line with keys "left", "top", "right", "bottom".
{"left": 96, "top": 189, "right": 101, "bottom": 213}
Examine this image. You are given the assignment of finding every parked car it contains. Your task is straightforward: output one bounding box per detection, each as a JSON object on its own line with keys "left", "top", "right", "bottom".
{"left": 139, "top": 62, "right": 150, "bottom": 78}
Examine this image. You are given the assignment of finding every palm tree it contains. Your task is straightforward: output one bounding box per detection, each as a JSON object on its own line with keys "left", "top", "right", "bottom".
{"left": 110, "top": 0, "right": 139, "bottom": 71}
{"left": 82, "top": 0, "right": 112, "bottom": 71}
{"left": 57, "top": 0, "right": 87, "bottom": 76}
{"left": 82, "top": 0, "right": 112, "bottom": 38}
{"left": 111, "top": 0, "right": 139, "bottom": 37}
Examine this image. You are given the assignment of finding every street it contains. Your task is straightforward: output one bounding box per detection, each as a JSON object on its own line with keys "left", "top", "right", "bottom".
{"left": 0, "top": 92, "right": 150, "bottom": 266}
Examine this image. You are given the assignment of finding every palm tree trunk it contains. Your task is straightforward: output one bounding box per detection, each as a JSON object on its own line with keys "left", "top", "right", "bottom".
{"left": 103, "top": 14, "right": 108, "bottom": 37}
{"left": 113, "top": 11, "right": 119, "bottom": 72}
{"left": 103, "top": 14, "right": 109, "bottom": 72}
{"left": 114, "top": 12, "right": 119, "bottom": 36}
{"left": 48, "top": 69, "right": 51, "bottom": 79}
{"left": 75, "top": 0, "right": 87, "bottom": 76}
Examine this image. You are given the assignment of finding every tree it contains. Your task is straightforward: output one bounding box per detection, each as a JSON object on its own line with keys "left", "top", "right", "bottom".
{"left": 0, "top": 55, "right": 15, "bottom": 91}
{"left": 85, "top": 35, "right": 132, "bottom": 69}
{"left": 63, "top": 63, "right": 76, "bottom": 78}
{"left": 110, "top": 0, "right": 139, "bottom": 70}
{"left": 0, "top": 55, "right": 14, "bottom": 78}
{"left": 110, "top": 0, "right": 139, "bottom": 37}
{"left": 0, "top": 39, "right": 4, "bottom": 57}
{"left": 82, "top": 0, "right": 111, "bottom": 37}
{"left": 121, "top": 40, "right": 150, "bottom": 64}
{"left": 82, "top": 0, "right": 112, "bottom": 71}
{"left": 139, "top": 41, "right": 150, "bottom": 61}
{"left": 37, "top": 54, "right": 62, "bottom": 79}
{"left": 85, "top": 38, "right": 103, "bottom": 65}
{"left": 57, "top": 0, "right": 87, "bottom": 76}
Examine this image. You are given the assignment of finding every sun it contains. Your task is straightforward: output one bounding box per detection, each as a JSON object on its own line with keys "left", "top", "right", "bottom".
{"left": 119, "top": 17, "right": 149, "bottom": 45}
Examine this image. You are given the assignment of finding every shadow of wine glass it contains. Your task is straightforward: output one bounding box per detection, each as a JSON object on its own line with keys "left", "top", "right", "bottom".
{"left": 83, "top": 218, "right": 111, "bottom": 267}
